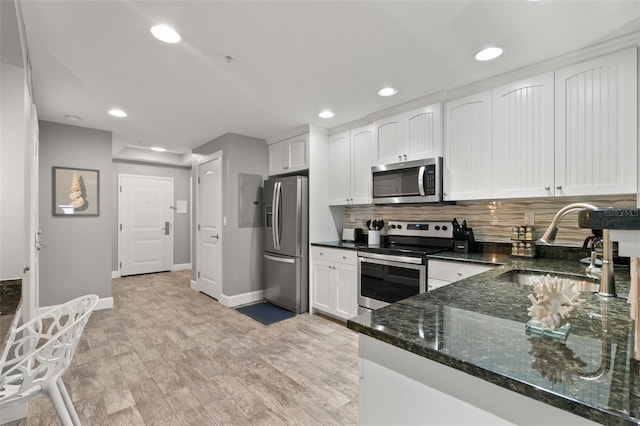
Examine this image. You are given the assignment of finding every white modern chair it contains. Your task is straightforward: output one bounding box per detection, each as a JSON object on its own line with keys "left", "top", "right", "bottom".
{"left": 0, "top": 294, "right": 99, "bottom": 426}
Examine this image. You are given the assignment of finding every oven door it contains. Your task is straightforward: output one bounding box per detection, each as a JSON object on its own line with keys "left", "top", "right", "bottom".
{"left": 358, "top": 255, "right": 426, "bottom": 310}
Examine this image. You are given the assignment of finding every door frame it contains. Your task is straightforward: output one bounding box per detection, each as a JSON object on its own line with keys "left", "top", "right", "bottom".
{"left": 117, "top": 173, "right": 174, "bottom": 276}
{"left": 195, "top": 151, "right": 223, "bottom": 296}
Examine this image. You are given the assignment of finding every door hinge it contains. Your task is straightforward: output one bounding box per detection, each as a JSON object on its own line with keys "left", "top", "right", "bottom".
{"left": 120, "top": 185, "right": 122, "bottom": 192}
{"left": 198, "top": 177, "right": 200, "bottom": 184}
{"left": 198, "top": 224, "right": 201, "bottom": 231}
{"left": 119, "top": 261, "right": 122, "bottom": 269}
{"left": 119, "top": 224, "right": 122, "bottom": 231}
{"left": 197, "top": 271, "right": 201, "bottom": 278}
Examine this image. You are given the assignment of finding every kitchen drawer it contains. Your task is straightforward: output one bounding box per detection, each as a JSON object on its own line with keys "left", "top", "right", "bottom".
{"left": 311, "top": 247, "right": 357, "bottom": 265}
{"left": 428, "top": 259, "right": 492, "bottom": 282}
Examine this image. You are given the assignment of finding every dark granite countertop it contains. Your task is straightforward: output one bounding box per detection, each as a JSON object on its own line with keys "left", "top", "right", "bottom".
{"left": 311, "top": 241, "right": 367, "bottom": 250}
{"left": 348, "top": 257, "right": 639, "bottom": 425}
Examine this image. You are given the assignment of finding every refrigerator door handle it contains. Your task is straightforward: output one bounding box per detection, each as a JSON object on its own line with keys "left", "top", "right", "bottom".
{"left": 274, "top": 181, "right": 282, "bottom": 250}
{"left": 272, "top": 181, "right": 280, "bottom": 250}
{"left": 264, "top": 253, "right": 295, "bottom": 264}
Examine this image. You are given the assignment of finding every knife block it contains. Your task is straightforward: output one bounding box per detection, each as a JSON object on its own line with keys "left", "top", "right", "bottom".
{"left": 454, "top": 229, "right": 475, "bottom": 253}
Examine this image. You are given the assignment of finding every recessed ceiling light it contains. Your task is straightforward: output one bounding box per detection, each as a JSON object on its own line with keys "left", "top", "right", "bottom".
{"left": 318, "top": 110, "right": 335, "bottom": 119}
{"left": 64, "top": 115, "right": 82, "bottom": 121}
{"left": 108, "top": 108, "right": 127, "bottom": 118}
{"left": 151, "top": 25, "right": 181, "bottom": 44}
{"left": 475, "top": 47, "right": 503, "bottom": 61}
{"left": 150, "top": 146, "right": 167, "bottom": 152}
{"left": 378, "top": 87, "right": 398, "bottom": 97}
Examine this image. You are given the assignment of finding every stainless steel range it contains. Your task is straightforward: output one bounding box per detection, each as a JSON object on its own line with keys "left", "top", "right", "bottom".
{"left": 357, "top": 220, "right": 453, "bottom": 313}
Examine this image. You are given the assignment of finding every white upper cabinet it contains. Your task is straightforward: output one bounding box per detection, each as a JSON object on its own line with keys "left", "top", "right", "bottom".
{"left": 492, "top": 72, "right": 555, "bottom": 199}
{"left": 405, "top": 104, "right": 443, "bottom": 160}
{"left": 444, "top": 91, "right": 493, "bottom": 201}
{"left": 349, "top": 126, "right": 374, "bottom": 204}
{"left": 328, "top": 125, "right": 374, "bottom": 205}
{"left": 328, "top": 131, "right": 351, "bottom": 205}
{"left": 268, "top": 133, "right": 309, "bottom": 176}
{"left": 373, "top": 104, "right": 442, "bottom": 165}
{"left": 554, "top": 48, "right": 637, "bottom": 197}
{"left": 374, "top": 114, "right": 404, "bottom": 164}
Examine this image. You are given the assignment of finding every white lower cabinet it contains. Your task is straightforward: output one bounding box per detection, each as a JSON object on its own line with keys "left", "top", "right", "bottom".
{"left": 311, "top": 247, "right": 358, "bottom": 320}
{"left": 427, "top": 259, "right": 493, "bottom": 291}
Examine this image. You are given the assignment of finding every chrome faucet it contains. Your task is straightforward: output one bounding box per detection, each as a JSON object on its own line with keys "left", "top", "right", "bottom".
{"left": 540, "top": 203, "right": 616, "bottom": 297}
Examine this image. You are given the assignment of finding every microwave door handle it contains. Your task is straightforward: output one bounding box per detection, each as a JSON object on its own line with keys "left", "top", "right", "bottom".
{"left": 418, "top": 166, "right": 426, "bottom": 196}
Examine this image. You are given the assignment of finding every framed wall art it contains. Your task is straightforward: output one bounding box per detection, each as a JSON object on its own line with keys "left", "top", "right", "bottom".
{"left": 52, "top": 167, "right": 99, "bottom": 216}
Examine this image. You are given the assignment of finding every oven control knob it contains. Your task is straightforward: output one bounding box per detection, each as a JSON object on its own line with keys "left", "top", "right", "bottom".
{"left": 397, "top": 224, "right": 402, "bottom": 229}
{"left": 435, "top": 225, "right": 440, "bottom": 230}
{"left": 391, "top": 224, "right": 396, "bottom": 229}
{"left": 442, "top": 225, "right": 448, "bottom": 231}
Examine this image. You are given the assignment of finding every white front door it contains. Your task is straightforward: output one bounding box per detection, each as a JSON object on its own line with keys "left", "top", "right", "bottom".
{"left": 197, "top": 155, "right": 222, "bottom": 299}
{"left": 119, "top": 175, "right": 173, "bottom": 276}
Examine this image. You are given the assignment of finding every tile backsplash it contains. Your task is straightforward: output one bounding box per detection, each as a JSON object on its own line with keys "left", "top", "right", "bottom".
{"left": 343, "top": 195, "right": 637, "bottom": 248}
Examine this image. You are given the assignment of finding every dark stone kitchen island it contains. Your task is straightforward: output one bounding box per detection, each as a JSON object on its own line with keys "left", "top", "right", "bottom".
{"left": 348, "top": 258, "right": 639, "bottom": 425}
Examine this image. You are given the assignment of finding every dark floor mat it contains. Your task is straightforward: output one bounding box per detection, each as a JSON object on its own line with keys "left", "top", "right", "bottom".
{"left": 236, "top": 302, "right": 295, "bottom": 325}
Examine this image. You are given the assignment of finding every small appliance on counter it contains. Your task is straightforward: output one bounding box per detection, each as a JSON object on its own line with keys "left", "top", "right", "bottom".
{"left": 452, "top": 218, "right": 475, "bottom": 253}
{"left": 342, "top": 228, "right": 363, "bottom": 243}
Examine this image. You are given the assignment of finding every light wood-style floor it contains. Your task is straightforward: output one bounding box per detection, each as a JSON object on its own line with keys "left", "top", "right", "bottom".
{"left": 12, "top": 271, "right": 358, "bottom": 425}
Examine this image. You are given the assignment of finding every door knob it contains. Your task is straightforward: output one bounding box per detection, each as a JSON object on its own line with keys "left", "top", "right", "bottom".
{"left": 212, "top": 234, "right": 219, "bottom": 240}
{"left": 23, "top": 264, "right": 30, "bottom": 273}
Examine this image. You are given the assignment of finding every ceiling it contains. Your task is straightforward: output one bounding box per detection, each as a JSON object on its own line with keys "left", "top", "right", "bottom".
{"left": 19, "top": 1, "right": 640, "bottom": 161}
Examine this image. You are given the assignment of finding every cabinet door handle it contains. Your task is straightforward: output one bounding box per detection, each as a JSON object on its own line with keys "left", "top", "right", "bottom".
{"left": 556, "top": 185, "right": 563, "bottom": 190}
{"left": 398, "top": 155, "right": 402, "bottom": 161}
{"left": 545, "top": 186, "right": 551, "bottom": 191}
{"left": 403, "top": 154, "right": 407, "bottom": 160}
{"left": 457, "top": 272, "right": 463, "bottom": 276}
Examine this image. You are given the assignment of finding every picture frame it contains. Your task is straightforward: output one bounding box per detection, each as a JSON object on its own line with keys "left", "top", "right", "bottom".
{"left": 52, "top": 166, "right": 99, "bottom": 216}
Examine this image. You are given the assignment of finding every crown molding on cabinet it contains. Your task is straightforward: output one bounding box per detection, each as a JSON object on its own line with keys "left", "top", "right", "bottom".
{"left": 328, "top": 117, "right": 374, "bottom": 136}
{"left": 330, "top": 30, "right": 640, "bottom": 135}
{"left": 267, "top": 124, "right": 327, "bottom": 145}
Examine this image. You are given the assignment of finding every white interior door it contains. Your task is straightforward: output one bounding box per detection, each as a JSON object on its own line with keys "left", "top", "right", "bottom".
{"left": 23, "top": 101, "right": 40, "bottom": 321}
{"left": 119, "top": 175, "right": 173, "bottom": 276}
{"left": 197, "top": 156, "right": 222, "bottom": 299}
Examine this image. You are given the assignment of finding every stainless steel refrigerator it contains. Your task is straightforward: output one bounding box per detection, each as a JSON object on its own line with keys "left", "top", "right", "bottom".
{"left": 263, "top": 175, "right": 308, "bottom": 313}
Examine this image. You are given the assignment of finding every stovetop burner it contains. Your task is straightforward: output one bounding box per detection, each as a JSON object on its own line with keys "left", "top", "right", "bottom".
{"left": 358, "top": 220, "right": 454, "bottom": 259}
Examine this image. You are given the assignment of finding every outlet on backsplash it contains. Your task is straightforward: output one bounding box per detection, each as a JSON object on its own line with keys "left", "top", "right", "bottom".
{"left": 524, "top": 212, "right": 535, "bottom": 226}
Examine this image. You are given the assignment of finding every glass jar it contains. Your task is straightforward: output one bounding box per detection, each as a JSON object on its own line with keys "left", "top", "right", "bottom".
{"left": 512, "top": 227, "right": 519, "bottom": 240}
{"left": 512, "top": 242, "right": 519, "bottom": 255}
{"left": 518, "top": 242, "right": 526, "bottom": 256}
{"left": 518, "top": 226, "right": 526, "bottom": 240}
{"left": 525, "top": 227, "right": 534, "bottom": 240}
{"left": 525, "top": 243, "right": 533, "bottom": 257}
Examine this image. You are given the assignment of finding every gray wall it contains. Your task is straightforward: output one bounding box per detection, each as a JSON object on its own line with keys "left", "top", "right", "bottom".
{"left": 38, "top": 121, "right": 112, "bottom": 305}
{"left": 112, "top": 161, "right": 192, "bottom": 271}
{"left": 0, "top": 0, "right": 27, "bottom": 280}
{"left": 193, "top": 133, "right": 268, "bottom": 297}
{"left": 0, "top": 63, "right": 26, "bottom": 280}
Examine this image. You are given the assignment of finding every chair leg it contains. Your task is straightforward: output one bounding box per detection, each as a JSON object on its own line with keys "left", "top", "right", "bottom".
{"left": 57, "top": 378, "right": 81, "bottom": 426}
{"left": 44, "top": 381, "right": 74, "bottom": 426}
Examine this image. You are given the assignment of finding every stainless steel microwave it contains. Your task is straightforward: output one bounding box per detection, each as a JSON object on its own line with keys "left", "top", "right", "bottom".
{"left": 372, "top": 157, "right": 443, "bottom": 204}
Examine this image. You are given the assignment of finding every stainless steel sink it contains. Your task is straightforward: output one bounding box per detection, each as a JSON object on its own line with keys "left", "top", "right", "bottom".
{"left": 496, "top": 270, "right": 600, "bottom": 293}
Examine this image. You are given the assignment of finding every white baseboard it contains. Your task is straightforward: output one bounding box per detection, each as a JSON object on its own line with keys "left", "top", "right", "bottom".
{"left": 37, "top": 296, "right": 114, "bottom": 316}
{"left": 191, "top": 280, "right": 198, "bottom": 291}
{"left": 96, "top": 297, "right": 113, "bottom": 311}
{"left": 218, "top": 290, "right": 264, "bottom": 308}
{"left": 112, "top": 270, "right": 121, "bottom": 279}
{"left": 172, "top": 263, "right": 191, "bottom": 271}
